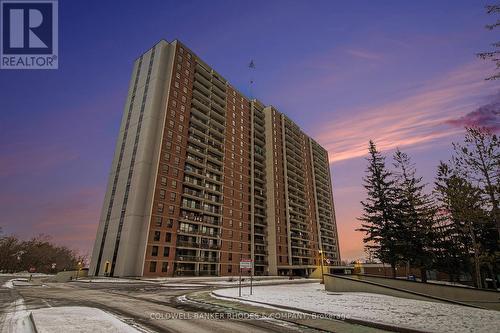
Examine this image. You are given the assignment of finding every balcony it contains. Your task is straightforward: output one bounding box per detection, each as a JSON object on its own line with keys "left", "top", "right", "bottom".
{"left": 175, "top": 255, "right": 197, "bottom": 262}
{"left": 176, "top": 241, "right": 200, "bottom": 249}
{"left": 183, "top": 187, "right": 203, "bottom": 199}
{"left": 200, "top": 242, "right": 221, "bottom": 250}
{"left": 192, "top": 97, "right": 210, "bottom": 114}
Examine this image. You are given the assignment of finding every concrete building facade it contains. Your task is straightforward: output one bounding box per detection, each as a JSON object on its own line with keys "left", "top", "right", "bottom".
{"left": 89, "top": 40, "right": 340, "bottom": 277}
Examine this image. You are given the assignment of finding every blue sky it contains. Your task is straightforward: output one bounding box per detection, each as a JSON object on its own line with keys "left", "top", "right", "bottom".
{"left": 0, "top": 0, "right": 498, "bottom": 260}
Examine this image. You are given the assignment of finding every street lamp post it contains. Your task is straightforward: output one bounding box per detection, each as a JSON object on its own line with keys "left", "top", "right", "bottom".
{"left": 76, "top": 261, "right": 82, "bottom": 280}
{"left": 319, "top": 250, "right": 325, "bottom": 284}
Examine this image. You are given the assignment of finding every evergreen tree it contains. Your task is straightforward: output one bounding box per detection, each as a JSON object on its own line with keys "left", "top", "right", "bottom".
{"left": 392, "top": 149, "right": 436, "bottom": 282}
{"left": 357, "top": 141, "right": 401, "bottom": 277}
{"left": 433, "top": 210, "right": 472, "bottom": 283}
{"left": 435, "top": 162, "right": 487, "bottom": 288}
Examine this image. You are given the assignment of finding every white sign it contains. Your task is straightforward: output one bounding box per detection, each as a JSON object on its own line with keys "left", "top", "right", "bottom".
{"left": 240, "top": 260, "right": 253, "bottom": 269}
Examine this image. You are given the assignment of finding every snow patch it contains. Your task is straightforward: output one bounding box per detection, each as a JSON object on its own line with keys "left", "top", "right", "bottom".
{"left": 31, "top": 306, "right": 143, "bottom": 333}
{"left": 2, "top": 297, "right": 33, "bottom": 333}
{"left": 214, "top": 283, "right": 500, "bottom": 333}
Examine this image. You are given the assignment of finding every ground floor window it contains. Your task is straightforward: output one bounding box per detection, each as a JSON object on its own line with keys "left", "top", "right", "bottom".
{"left": 149, "top": 261, "right": 157, "bottom": 272}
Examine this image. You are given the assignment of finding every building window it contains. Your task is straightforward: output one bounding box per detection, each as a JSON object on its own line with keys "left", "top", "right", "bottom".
{"left": 149, "top": 261, "right": 157, "bottom": 272}
{"left": 155, "top": 216, "right": 163, "bottom": 227}
{"left": 165, "top": 233, "right": 172, "bottom": 242}
{"left": 154, "top": 231, "right": 161, "bottom": 241}
{"left": 162, "top": 262, "right": 168, "bottom": 272}
{"left": 228, "top": 253, "right": 232, "bottom": 261}
{"left": 170, "top": 193, "right": 176, "bottom": 202}
{"left": 163, "top": 247, "right": 170, "bottom": 257}
{"left": 152, "top": 246, "right": 158, "bottom": 256}
{"left": 228, "top": 265, "right": 232, "bottom": 273}
{"left": 168, "top": 205, "right": 174, "bottom": 214}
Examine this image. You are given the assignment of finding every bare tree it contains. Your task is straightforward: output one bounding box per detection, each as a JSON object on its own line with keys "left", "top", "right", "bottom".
{"left": 477, "top": 4, "right": 500, "bottom": 80}
{"left": 0, "top": 233, "right": 82, "bottom": 274}
{"left": 453, "top": 127, "right": 499, "bottom": 237}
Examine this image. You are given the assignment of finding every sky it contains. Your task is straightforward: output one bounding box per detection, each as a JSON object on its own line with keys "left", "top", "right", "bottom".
{"left": 0, "top": 0, "right": 498, "bottom": 261}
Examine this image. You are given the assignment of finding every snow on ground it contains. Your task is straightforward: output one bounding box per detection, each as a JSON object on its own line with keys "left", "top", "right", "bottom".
{"left": 214, "top": 283, "right": 500, "bottom": 333}
{"left": 2, "top": 280, "right": 14, "bottom": 289}
{"left": 77, "top": 278, "right": 144, "bottom": 283}
{"left": 2, "top": 297, "right": 34, "bottom": 333}
{"left": 161, "top": 283, "right": 207, "bottom": 287}
{"left": 427, "top": 280, "right": 474, "bottom": 288}
{"left": 0, "top": 273, "right": 53, "bottom": 278}
{"left": 12, "top": 280, "right": 34, "bottom": 287}
{"left": 142, "top": 275, "right": 289, "bottom": 282}
{"left": 76, "top": 276, "right": 306, "bottom": 286}
{"left": 31, "top": 306, "right": 142, "bottom": 333}
{"left": 2, "top": 279, "right": 34, "bottom": 289}
{"left": 201, "top": 278, "right": 301, "bottom": 285}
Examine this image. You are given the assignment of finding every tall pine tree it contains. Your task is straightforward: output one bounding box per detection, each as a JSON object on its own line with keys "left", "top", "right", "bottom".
{"left": 357, "top": 141, "right": 401, "bottom": 277}
{"left": 392, "top": 149, "right": 436, "bottom": 282}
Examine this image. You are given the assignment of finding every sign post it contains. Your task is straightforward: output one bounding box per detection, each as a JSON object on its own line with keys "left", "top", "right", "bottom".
{"left": 319, "top": 250, "right": 325, "bottom": 284}
{"left": 239, "top": 265, "right": 242, "bottom": 297}
{"left": 239, "top": 259, "right": 253, "bottom": 297}
{"left": 250, "top": 264, "right": 253, "bottom": 295}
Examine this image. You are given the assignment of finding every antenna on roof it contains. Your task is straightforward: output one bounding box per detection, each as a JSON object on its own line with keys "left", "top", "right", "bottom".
{"left": 248, "top": 59, "right": 255, "bottom": 99}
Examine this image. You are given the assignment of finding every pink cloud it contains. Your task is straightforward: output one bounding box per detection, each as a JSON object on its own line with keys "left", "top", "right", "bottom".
{"left": 346, "top": 48, "right": 383, "bottom": 60}
{"left": 445, "top": 94, "right": 500, "bottom": 131}
{"left": 313, "top": 61, "right": 497, "bottom": 163}
{"left": 1, "top": 187, "right": 104, "bottom": 255}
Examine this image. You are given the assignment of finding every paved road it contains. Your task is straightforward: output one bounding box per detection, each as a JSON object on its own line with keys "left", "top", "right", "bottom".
{"left": 0, "top": 277, "right": 321, "bottom": 333}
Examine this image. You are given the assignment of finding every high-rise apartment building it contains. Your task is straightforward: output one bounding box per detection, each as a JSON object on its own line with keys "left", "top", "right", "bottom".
{"left": 89, "top": 40, "right": 340, "bottom": 277}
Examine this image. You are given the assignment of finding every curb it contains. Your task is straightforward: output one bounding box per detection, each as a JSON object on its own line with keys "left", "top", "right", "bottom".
{"left": 29, "top": 312, "right": 39, "bottom": 333}
{"left": 326, "top": 274, "right": 486, "bottom": 309}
